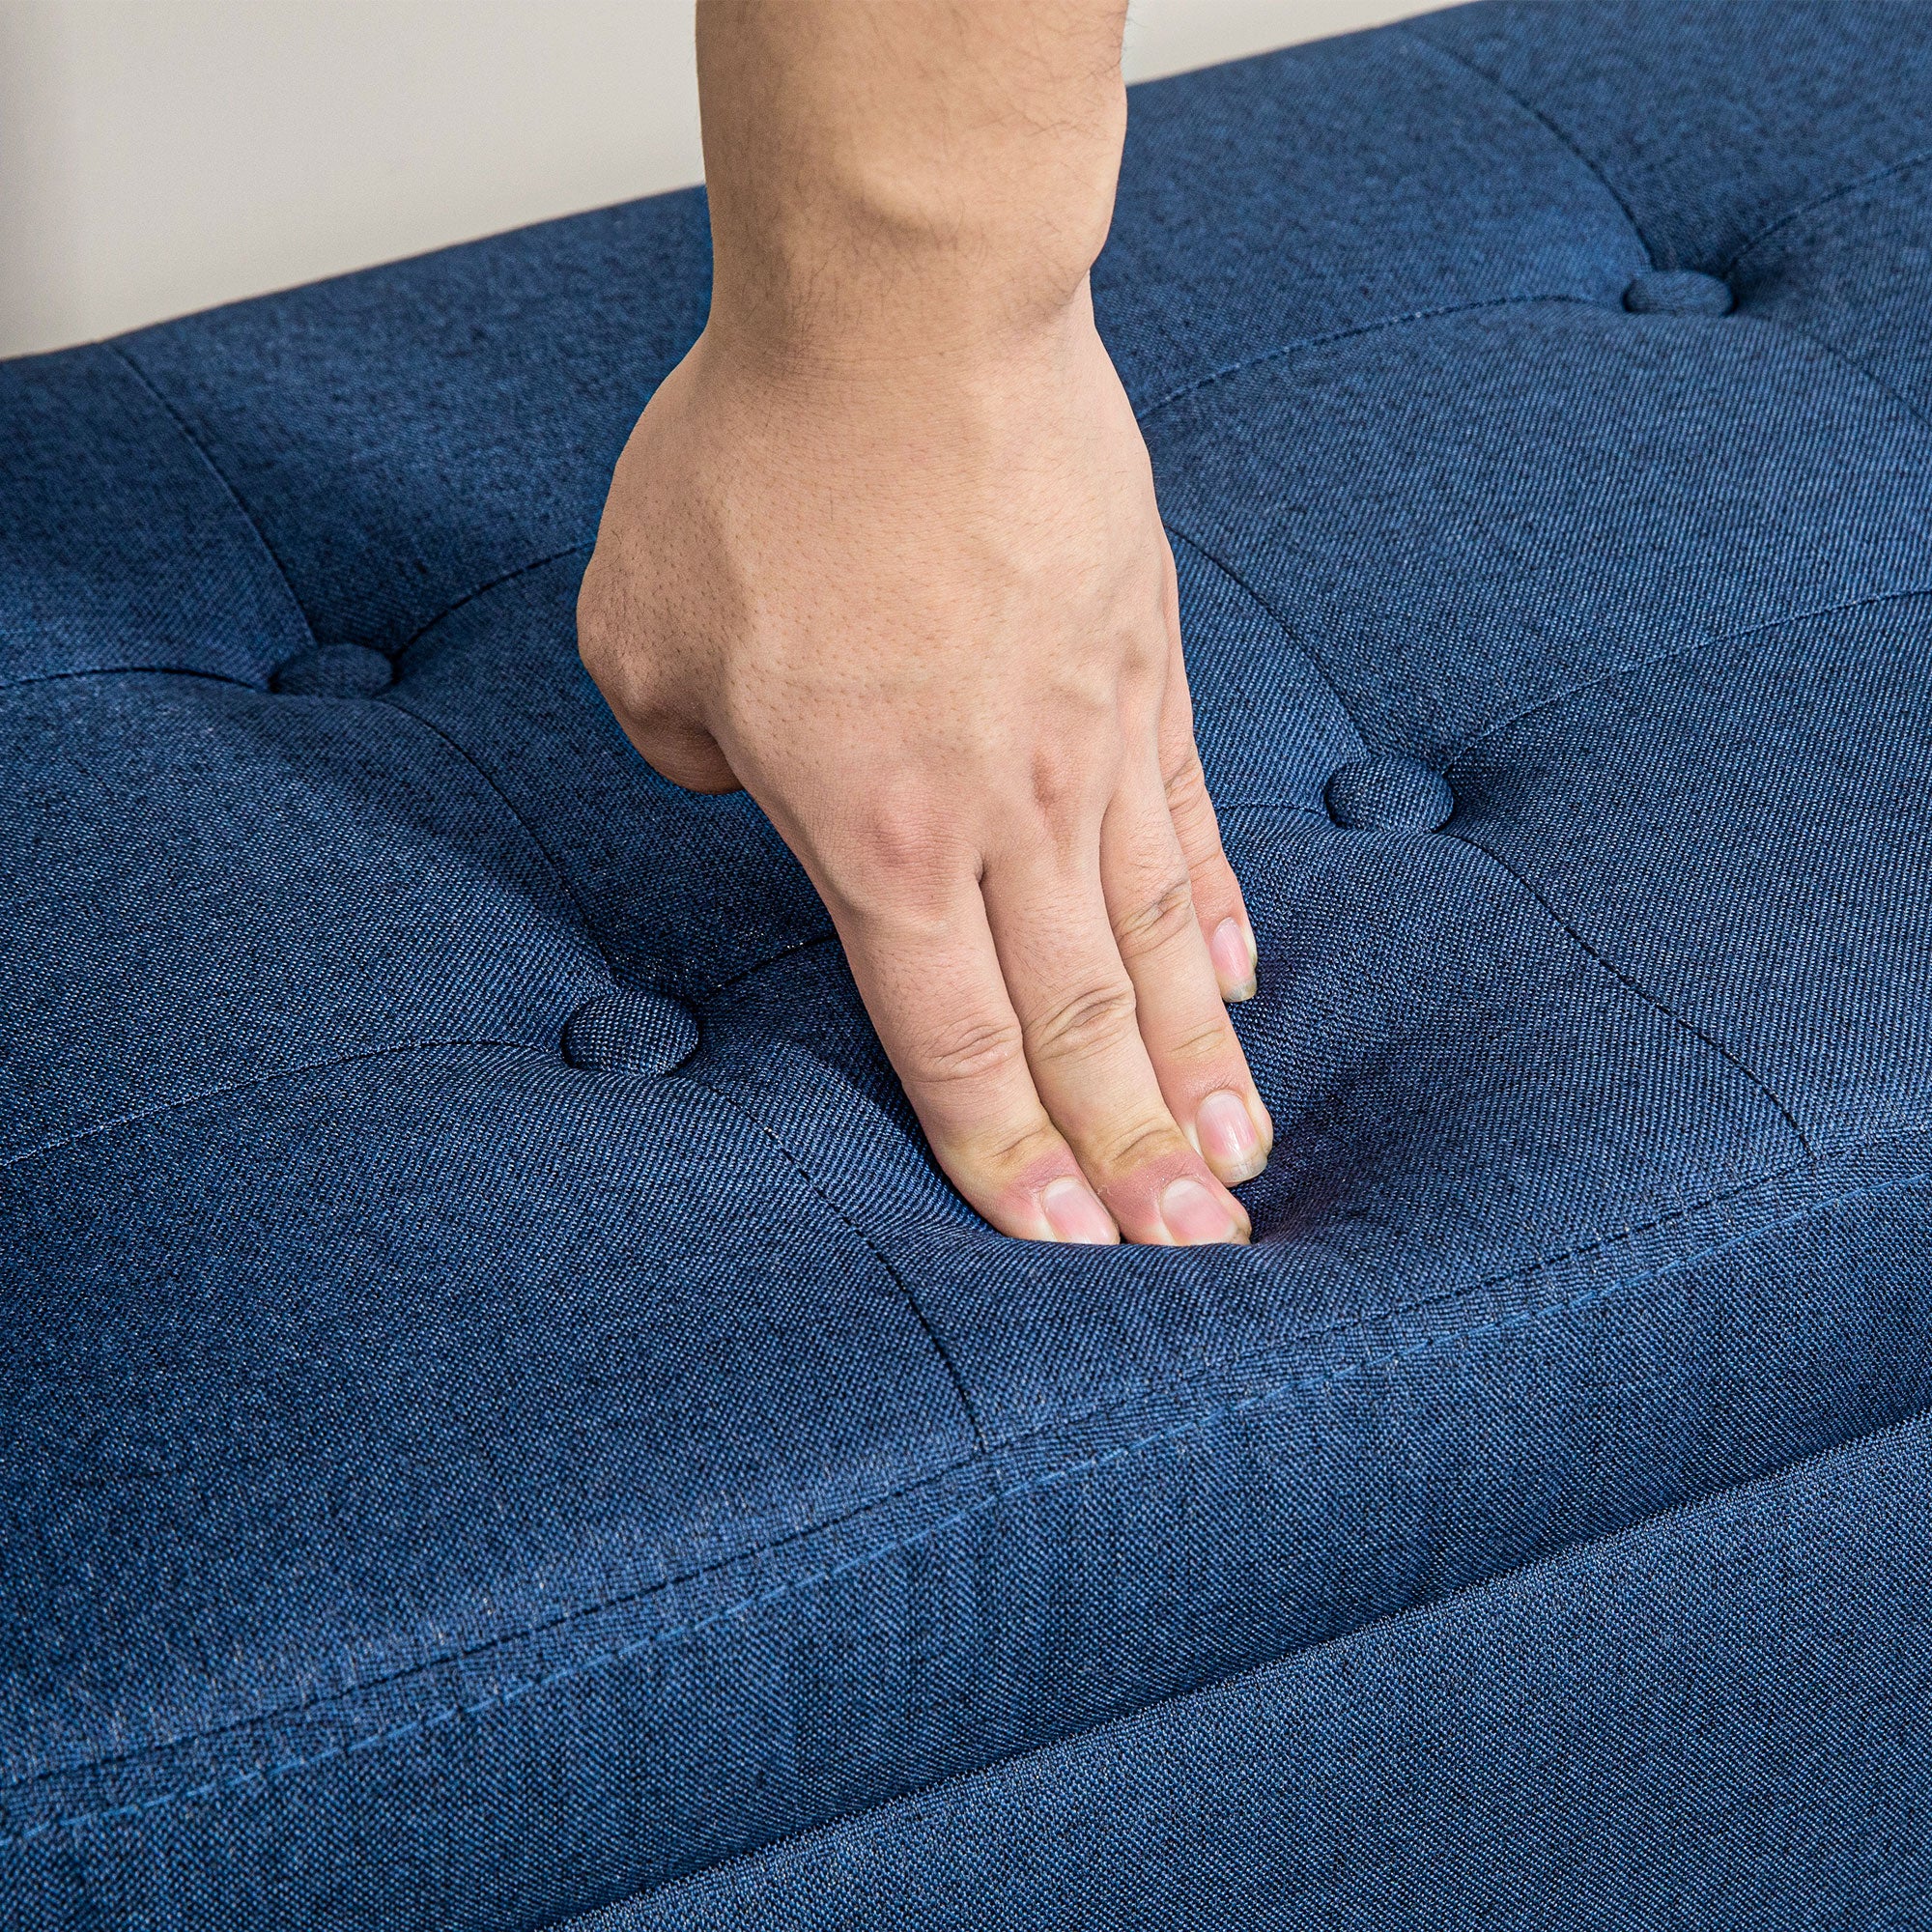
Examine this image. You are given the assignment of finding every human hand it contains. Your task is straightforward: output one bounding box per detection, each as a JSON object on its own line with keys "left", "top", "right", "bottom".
{"left": 579, "top": 296, "right": 1270, "bottom": 1244}
{"left": 579, "top": 0, "right": 1269, "bottom": 1244}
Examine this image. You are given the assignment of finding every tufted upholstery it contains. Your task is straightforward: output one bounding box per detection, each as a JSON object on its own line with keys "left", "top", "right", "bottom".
{"left": 5, "top": 3, "right": 1932, "bottom": 1925}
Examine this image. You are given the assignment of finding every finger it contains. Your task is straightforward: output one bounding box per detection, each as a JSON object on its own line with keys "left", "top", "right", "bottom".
{"left": 1101, "top": 754, "right": 1274, "bottom": 1190}
{"left": 982, "top": 838, "right": 1250, "bottom": 1247}
{"left": 1156, "top": 549, "right": 1258, "bottom": 1002}
{"left": 826, "top": 877, "right": 1121, "bottom": 1246}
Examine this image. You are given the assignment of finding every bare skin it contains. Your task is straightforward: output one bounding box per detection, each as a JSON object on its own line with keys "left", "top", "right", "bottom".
{"left": 579, "top": 0, "right": 1272, "bottom": 1246}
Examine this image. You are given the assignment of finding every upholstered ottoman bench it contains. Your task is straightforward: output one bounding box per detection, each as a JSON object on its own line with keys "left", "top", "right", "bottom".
{"left": 6, "top": 1, "right": 1932, "bottom": 1925}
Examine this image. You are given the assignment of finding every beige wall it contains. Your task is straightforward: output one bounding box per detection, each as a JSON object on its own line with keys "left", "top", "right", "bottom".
{"left": 0, "top": 0, "right": 1435, "bottom": 361}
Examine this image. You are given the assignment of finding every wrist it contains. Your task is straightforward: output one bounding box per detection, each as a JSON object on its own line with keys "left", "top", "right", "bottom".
{"left": 695, "top": 0, "right": 1125, "bottom": 372}
{"left": 698, "top": 267, "right": 1103, "bottom": 385}
{"left": 704, "top": 206, "right": 1109, "bottom": 372}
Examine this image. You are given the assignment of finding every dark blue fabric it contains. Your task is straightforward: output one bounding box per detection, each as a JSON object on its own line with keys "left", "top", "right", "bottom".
{"left": 0, "top": 347, "right": 310, "bottom": 689}
{"left": 590, "top": 1406, "right": 1932, "bottom": 1930}
{"left": 1621, "top": 267, "right": 1736, "bottom": 314}
{"left": 1321, "top": 755, "right": 1455, "bottom": 832}
{"left": 110, "top": 193, "right": 713, "bottom": 656}
{"left": 1407, "top": 0, "right": 1932, "bottom": 275}
{"left": 4, "top": 3, "right": 1931, "bottom": 1927}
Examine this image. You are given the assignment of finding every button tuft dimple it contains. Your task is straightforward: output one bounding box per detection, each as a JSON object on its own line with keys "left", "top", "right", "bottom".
{"left": 1324, "top": 757, "right": 1454, "bottom": 834}
{"left": 270, "top": 644, "right": 396, "bottom": 697}
{"left": 1622, "top": 270, "right": 1735, "bottom": 317}
{"left": 562, "top": 992, "right": 699, "bottom": 1076}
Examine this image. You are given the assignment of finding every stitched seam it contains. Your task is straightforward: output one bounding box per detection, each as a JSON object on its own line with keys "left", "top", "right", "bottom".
{"left": 1, "top": 547, "right": 587, "bottom": 695}
{"left": 101, "top": 344, "right": 320, "bottom": 652}
{"left": 1211, "top": 802, "right": 1328, "bottom": 817}
{"left": 1396, "top": 29, "right": 1653, "bottom": 259}
{"left": 9, "top": 1164, "right": 1929, "bottom": 1847}
{"left": 1134, "top": 294, "right": 1599, "bottom": 424}
{"left": 0, "top": 666, "right": 261, "bottom": 697}
{"left": 685, "top": 1071, "right": 985, "bottom": 1451}
{"left": 1747, "top": 309, "right": 1932, "bottom": 434}
{"left": 0, "top": 1039, "right": 548, "bottom": 1173}
{"left": 106, "top": 356, "right": 593, "bottom": 671}
{"left": 1439, "top": 585, "right": 1932, "bottom": 769}
{"left": 9, "top": 1123, "right": 1910, "bottom": 1794}
{"left": 1166, "top": 526, "right": 1368, "bottom": 747}
{"left": 3, "top": 1122, "right": 1917, "bottom": 1795}
{"left": 626, "top": 1390, "right": 1932, "bottom": 1918}
{"left": 1721, "top": 147, "right": 1932, "bottom": 277}
{"left": 397, "top": 544, "right": 593, "bottom": 658}
{"left": 695, "top": 931, "right": 841, "bottom": 1004}
{"left": 1442, "top": 829, "right": 1813, "bottom": 1156}
{"left": 382, "top": 697, "right": 620, "bottom": 981}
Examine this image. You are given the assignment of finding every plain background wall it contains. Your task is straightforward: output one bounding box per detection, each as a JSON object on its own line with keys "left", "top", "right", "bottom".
{"left": 0, "top": 0, "right": 1437, "bottom": 361}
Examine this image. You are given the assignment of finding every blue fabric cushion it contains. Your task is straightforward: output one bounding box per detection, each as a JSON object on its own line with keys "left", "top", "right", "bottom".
{"left": 3, "top": 3, "right": 1930, "bottom": 1927}
{"left": 588, "top": 1407, "right": 1932, "bottom": 1930}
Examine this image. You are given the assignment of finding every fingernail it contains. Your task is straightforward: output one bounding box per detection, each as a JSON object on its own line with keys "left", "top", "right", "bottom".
{"left": 1197, "top": 1089, "right": 1266, "bottom": 1183}
{"left": 1160, "top": 1175, "right": 1246, "bottom": 1246}
{"left": 1042, "top": 1176, "right": 1118, "bottom": 1245}
{"left": 1210, "top": 918, "right": 1258, "bottom": 1002}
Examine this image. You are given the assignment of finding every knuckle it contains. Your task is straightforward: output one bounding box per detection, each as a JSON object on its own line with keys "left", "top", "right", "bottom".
{"left": 908, "top": 1010, "right": 1029, "bottom": 1089}
{"left": 854, "top": 826, "right": 950, "bottom": 899}
{"left": 1162, "top": 1013, "right": 1238, "bottom": 1069}
{"left": 1164, "top": 758, "right": 1216, "bottom": 833}
{"left": 1089, "top": 1116, "right": 1187, "bottom": 1179}
{"left": 832, "top": 804, "right": 961, "bottom": 920}
{"left": 575, "top": 557, "right": 624, "bottom": 663}
{"left": 1163, "top": 756, "right": 1225, "bottom": 850}
{"left": 1028, "top": 979, "right": 1140, "bottom": 1065}
{"left": 576, "top": 607, "right": 619, "bottom": 686}
{"left": 1120, "top": 630, "right": 1168, "bottom": 691}
{"left": 1112, "top": 873, "right": 1198, "bottom": 959}
{"left": 1027, "top": 741, "right": 1110, "bottom": 826}
{"left": 960, "top": 1118, "right": 1065, "bottom": 1182}
{"left": 1161, "top": 745, "right": 1208, "bottom": 804}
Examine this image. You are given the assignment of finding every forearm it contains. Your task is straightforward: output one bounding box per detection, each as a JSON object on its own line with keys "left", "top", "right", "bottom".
{"left": 696, "top": 0, "right": 1129, "bottom": 365}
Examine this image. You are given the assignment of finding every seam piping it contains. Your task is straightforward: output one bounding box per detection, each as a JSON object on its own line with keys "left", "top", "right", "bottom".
{"left": 621, "top": 1388, "right": 1932, "bottom": 1916}
{"left": 383, "top": 696, "right": 620, "bottom": 981}
{"left": 1438, "top": 584, "right": 1932, "bottom": 769}
{"left": 0, "top": 1039, "right": 547, "bottom": 1172}
{"left": 1745, "top": 309, "right": 1932, "bottom": 433}
{"left": 11, "top": 1122, "right": 1918, "bottom": 1793}
{"left": 1135, "top": 294, "right": 1598, "bottom": 424}
{"left": 397, "top": 544, "right": 593, "bottom": 659}
{"left": 0, "top": 666, "right": 259, "bottom": 698}
{"left": 1166, "top": 526, "right": 1367, "bottom": 747}
{"left": 1721, "top": 147, "right": 1932, "bottom": 277}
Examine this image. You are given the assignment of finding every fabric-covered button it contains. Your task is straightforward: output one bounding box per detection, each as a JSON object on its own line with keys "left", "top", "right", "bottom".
{"left": 270, "top": 644, "right": 396, "bottom": 696}
{"left": 562, "top": 991, "right": 699, "bottom": 1075}
{"left": 1324, "top": 757, "right": 1454, "bottom": 834}
{"left": 1621, "top": 270, "right": 1735, "bottom": 316}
